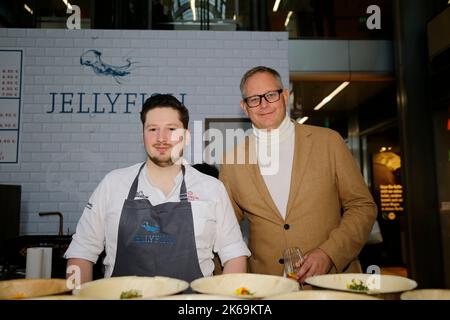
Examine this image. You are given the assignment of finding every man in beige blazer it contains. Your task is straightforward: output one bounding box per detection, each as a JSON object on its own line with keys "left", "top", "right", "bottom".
{"left": 219, "top": 66, "right": 377, "bottom": 283}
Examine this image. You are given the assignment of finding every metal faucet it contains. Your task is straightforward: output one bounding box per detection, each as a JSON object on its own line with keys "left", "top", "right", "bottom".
{"left": 39, "top": 212, "right": 64, "bottom": 236}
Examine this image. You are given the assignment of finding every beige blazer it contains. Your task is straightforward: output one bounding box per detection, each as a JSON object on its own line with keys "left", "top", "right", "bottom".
{"left": 219, "top": 123, "right": 377, "bottom": 276}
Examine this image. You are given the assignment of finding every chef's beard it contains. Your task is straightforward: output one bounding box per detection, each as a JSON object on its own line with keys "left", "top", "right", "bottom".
{"left": 147, "top": 147, "right": 184, "bottom": 168}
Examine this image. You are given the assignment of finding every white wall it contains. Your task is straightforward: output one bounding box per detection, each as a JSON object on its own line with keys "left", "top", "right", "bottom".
{"left": 0, "top": 29, "right": 289, "bottom": 235}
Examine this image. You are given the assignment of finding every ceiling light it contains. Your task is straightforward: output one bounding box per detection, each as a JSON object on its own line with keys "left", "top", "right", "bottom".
{"left": 191, "top": 0, "right": 197, "bottom": 21}
{"left": 297, "top": 117, "right": 309, "bottom": 124}
{"left": 284, "top": 11, "right": 293, "bottom": 27}
{"left": 62, "top": 0, "right": 72, "bottom": 10}
{"left": 273, "top": 0, "right": 281, "bottom": 12}
{"left": 313, "top": 81, "right": 350, "bottom": 111}
{"left": 24, "top": 4, "right": 33, "bottom": 15}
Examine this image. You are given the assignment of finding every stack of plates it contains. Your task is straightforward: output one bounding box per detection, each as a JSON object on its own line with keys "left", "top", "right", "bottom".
{"left": 401, "top": 289, "right": 450, "bottom": 300}
{"left": 265, "top": 290, "right": 380, "bottom": 300}
{"left": 154, "top": 294, "right": 239, "bottom": 300}
{"left": 27, "top": 295, "right": 90, "bottom": 300}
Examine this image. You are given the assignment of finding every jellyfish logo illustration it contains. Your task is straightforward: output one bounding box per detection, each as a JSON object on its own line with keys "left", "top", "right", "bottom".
{"left": 80, "top": 49, "right": 138, "bottom": 83}
{"left": 141, "top": 222, "right": 160, "bottom": 233}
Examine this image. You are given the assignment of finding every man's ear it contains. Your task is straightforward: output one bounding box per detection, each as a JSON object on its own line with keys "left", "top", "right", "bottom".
{"left": 282, "top": 88, "right": 289, "bottom": 104}
{"left": 240, "top": 100, "right": 249, "bottom": 117}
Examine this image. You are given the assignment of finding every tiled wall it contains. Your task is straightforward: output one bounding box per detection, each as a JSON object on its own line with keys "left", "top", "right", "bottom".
{"left": 0, "top": 29, "right": 289, "bottom": 235}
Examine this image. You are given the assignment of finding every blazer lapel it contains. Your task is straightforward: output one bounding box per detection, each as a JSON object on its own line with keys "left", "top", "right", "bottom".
{"left": 245, "top": 135, "right": 283, "bottom": 221}
{"left": 285, "top": 124, "right": 313, "bottom": 220}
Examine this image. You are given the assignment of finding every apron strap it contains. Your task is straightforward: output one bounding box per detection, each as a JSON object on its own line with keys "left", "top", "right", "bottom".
{"left": 127, "top": 162, "right": 189, "bottom": 203}
{"left": 179, "top": 165, "right": 188, "bottom": 202}
{"left": 126, "top": 162, "right": 146, "bottom": 200}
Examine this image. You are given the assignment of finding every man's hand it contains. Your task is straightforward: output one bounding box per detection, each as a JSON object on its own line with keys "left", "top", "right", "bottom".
{"left": 296, "top": 248, "right": 333, "bottom": 283}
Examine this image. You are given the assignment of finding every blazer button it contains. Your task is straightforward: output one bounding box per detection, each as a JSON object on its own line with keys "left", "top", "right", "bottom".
{"left": 279, "top": 258, "right": 284, "bottom": 264}
{"left": 284, "top": 224, "right": 290, "bottom": 230}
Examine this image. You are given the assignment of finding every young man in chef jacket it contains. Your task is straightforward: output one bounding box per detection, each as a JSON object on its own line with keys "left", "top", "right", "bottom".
{"left": 65, "top": 94, "right": 250, "bottom": 285}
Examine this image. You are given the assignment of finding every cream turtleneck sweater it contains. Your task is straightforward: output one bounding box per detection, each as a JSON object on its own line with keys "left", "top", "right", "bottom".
{"left": 253, "top": 114, "right": 295, "bottom": 219}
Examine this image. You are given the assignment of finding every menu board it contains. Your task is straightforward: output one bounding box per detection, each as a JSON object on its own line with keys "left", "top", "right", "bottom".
{"left": 0, "top": 50, "right": 22, "bottom": 163}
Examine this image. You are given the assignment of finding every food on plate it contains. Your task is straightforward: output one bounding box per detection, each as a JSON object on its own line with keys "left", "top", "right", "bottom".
{"left": 120, "top": 289, "right": 142, "bottom": 299}
{"left": 346, "top": 279, "right": 369, "bottom": 292}
{"left": 234, "top": 287, "right": 254, "bottom": 296}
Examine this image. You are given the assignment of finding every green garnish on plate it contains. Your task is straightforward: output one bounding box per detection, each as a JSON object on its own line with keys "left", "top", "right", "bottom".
{"left": 120, "top": 289, "right": 143, "bottom": 299}
{"left": 346, "top": 279, "right": 369, "bottom": 292}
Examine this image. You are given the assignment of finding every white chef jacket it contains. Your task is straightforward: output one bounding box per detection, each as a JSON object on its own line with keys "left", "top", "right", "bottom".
{"left": 64, "top": 162, "right": 251, "bottom": 277}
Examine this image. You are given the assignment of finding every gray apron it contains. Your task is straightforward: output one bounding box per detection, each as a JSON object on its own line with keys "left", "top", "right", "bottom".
{"left": 111, "top": 163, "right": 203, "bottom": 283}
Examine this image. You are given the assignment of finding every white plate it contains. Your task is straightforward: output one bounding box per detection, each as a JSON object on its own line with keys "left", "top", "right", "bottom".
{"left": 153, "top": 294, "right": 239, "bottom": 300}
{"left": 190, "top": 273, "right": 299, "bottom": 299}
{"left": 401, "top": 289, "right": 450, "bottom": 300}
{"left": 73, "top": 276, "right": 189, "bottom": 299}
{"left": 26, "top": 295, "right": 92, "bottom": 300}
{"left": 305, "top": 273, "right": 417, "bottom": 295}
{"left": 264, "top": 290, "right": 380, "bottom": 300}
{"left": 0, "top": 279, "right": 70, "bottom": 300}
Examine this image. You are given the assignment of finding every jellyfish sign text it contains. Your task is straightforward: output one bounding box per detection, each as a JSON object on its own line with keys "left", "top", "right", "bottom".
{"left": 46, "top": 92, "right": 187, "bottom": 114}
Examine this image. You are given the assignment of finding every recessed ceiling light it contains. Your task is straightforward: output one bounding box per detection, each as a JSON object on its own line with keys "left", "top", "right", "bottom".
{"left": 24, "top": 4, "right": 33, "bottom": 15}
{"left": 296, "top": 116, "right": 309, "bottom": 124}
{"left": 284, "top": 11, "right": 293, "bottom": 27}
{"left": 313, "top": 82, "right": 350, "bottom": 111}
{"left": 273, "top": 0, "right": 281, "bottom": 12}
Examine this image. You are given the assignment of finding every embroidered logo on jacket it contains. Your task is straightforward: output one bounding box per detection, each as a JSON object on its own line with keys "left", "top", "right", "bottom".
{"left": 187, "top": 191, "right": 199, "bottom": 201}
{"left": 135, "top": 190, "right": 149, "bottom": 199}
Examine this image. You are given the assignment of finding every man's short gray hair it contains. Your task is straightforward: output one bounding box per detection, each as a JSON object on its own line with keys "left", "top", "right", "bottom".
{"left": 239, "top": 66, "right": 283, "bottom": 98}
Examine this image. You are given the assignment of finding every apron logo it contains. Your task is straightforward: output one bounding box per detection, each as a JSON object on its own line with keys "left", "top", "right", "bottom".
{"left": 85, "top": 202, "right": 93, "bottom": 210}
{"left": 133, "top": 221, "right": 175, "bottom": 245}
{"left": 141, "top": 221, "right": 160, "bottom": 233}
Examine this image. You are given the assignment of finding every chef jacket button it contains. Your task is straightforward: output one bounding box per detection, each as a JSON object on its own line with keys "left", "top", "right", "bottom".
{"left": 284, "top": 224, "right": 290, "bottom": 230}
{"left": 279, "top": 258, "right": 284, "bottom": 264}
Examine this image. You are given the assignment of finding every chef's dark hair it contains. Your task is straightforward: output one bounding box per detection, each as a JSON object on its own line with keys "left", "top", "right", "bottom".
{"left": 140, "top": 94, "right": 189, "bottom": 129}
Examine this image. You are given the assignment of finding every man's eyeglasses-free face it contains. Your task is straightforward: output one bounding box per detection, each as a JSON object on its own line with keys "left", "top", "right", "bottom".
{"left": 243, "top": 89, "right": 283, "bottom": 108}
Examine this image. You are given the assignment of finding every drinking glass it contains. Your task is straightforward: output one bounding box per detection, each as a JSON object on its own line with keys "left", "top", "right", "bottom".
{"left": 283, "top": 247, "right": 304, "bottom": 288}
